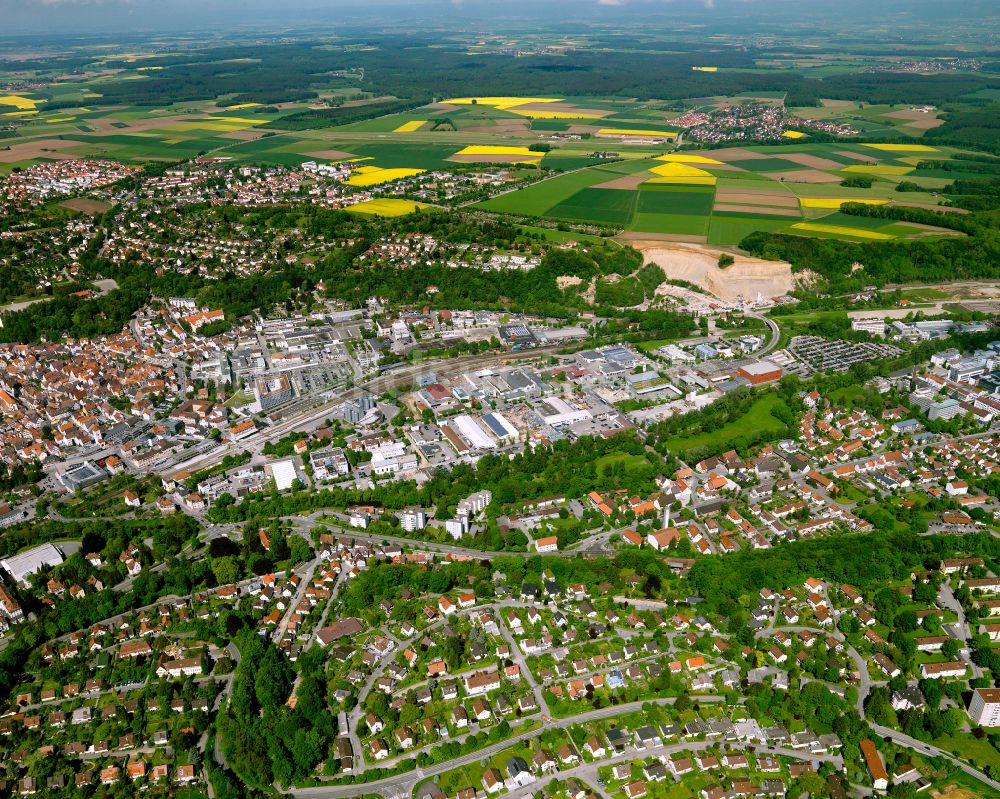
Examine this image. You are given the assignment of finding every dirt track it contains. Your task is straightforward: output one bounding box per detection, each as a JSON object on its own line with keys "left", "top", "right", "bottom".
{"left": 626, "top": 239, "right": 797, "bottom": 302}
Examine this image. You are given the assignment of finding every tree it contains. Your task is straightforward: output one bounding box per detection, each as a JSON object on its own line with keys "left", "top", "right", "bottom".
{"left": 864, "top": 687, "right": 896, "bottom": 727}
{"left": 921, "top": 613, "right": 942, "bottom": 634}
{"left": 894, "top": 609, "right": 918, "bottom": 632}
{"left": 212, "top": 556, "right": 240, "bottom": 585}
{"left": 919, "top": 678, "right": 943, "bottom": 709}
{"left": 289, "top": 536, "right": 313, "bottom": 564}
{"left": 889, "top": 782, "right": 917, "bottom": 799}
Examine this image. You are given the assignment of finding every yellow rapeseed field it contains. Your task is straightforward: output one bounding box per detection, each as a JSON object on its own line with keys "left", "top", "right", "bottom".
{"left": 647, "top": 162, "right": 717, "bottom": 185}
{"left": 345, "top": 167, "right": 425, "bottom": 187}
{"left": 346, "top": 199, "right": 430, "bottom": 216}
{"left": 799, "top": 198, "right": 889, "bottom": 209}
{"left": 692, "top": 66, "right": 718, "bottom": 72}
{"left": 656, "top": 154, "right": 724, "bottom": 165}
{"left": 393, "top": 120, "right": 426, "bottom": 132}
{"left": 791, "top": 222, "right": 893, "bottom": 240}
{"left": 0, "top": 95, "right": 39, "bottom": 110}
{"left": 444, "top": 97, "right": 561, "bottom": 109}
{"left": 455, "top": 145, "right": 541, "bottom": 158}
{"left": 782, "top": 131, "right": 808, "bottom": 139}
{"left": 842, "top": 164, "right": 913, "bottom": 176}
{"left": 862, "top": 143, "right": 938, "bottom": 153}
{"left": 507, "top": 109, "right": 602, "bottom": 119}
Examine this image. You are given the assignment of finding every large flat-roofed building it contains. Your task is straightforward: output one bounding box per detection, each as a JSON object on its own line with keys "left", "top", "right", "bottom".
{"left": 969, "top": 687, "right": 1000, "bottom": 726}
{"left": 737, "top": 361, "right": 783, "bottom": 386}
{"left": 450, "top": 414, "right": 495, "bottom": 450}
{"left": 58, "top": 461, "right": 107, "bottom": 493}
{"left": 481, "top": 412, "right": 519, "bottom": 443}
{"left": 1, "top": 543, "right": 64, "bottom": 586}
{"left": 265, "top": 459, "right": 300, "bottom": 491}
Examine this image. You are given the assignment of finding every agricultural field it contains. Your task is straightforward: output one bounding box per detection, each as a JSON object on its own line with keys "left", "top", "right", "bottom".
{"left": 0, "top": 55, "right": 986, "bottom": 239}
{"left": 473, "top": 138, "right": 968, "bottom": 243}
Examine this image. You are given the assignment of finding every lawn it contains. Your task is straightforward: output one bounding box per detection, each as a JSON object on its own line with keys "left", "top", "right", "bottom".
{"left": 933, "top": 734, "right": 1000, "bottom": 775}
{"left": 515, "top": 225, "right": 606, "bottom": 245}
{"left": 828, "top": 384, "right": 865, "bottom": 404}
{"left": 661, "top": 394, "right": 791, "bottom": 455}
{"left": 635, "top": 337, "right": 683, "bottom": 352}
{"left": 927, "top": 769, "right": 1000, "bottom": 799}
{"left": 594, "top": 452, "right": 653, "bottom": 478}
{"left": 901, "top": 287, "right": 952, "bottom": 301}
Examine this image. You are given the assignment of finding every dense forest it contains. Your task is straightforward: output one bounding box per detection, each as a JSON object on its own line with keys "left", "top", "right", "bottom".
{"left": 740, "top": 230, "right": 1000, "bottom": 292}
{"left": 926, "top": 103, "right": 1000, "bottom": 154}
{"left": 0, "top": 282, "right": 149, "bottom": 344}
{"left": 217, "top": 631, "right": 335, "bottom": 788}
{"left": 39, "top": 37, "right": 1000, "bottom": 113}
{"left": 741, "top": 174, "right": 1000, "bottom": 291}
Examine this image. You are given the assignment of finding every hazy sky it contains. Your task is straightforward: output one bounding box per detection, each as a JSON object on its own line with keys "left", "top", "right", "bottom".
{"left": 1, "top": 0, "right": 995, "bottom": 36}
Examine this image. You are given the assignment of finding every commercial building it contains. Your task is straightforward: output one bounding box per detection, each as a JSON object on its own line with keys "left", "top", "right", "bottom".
{"left": 311, "top": 447, "right": 350, "bottom": 481}
{"left": 450, "top": 414, "right": 496, "bottom": 450}
{"left": 369, "top": 442, "right": 418, "bottom": 476}
{"left": 481, "top": 412, "right": 519, "bottom": 443}
{"left": 738, "top": 361, "right": 783, "bottom": 386}
{"left": 1, "top": 543, "right": 65, "bottom": 586}
{"left": 265, "top": 459, "right": 300, "bottom": 491}
{"left": 58, "top": 461, "right": 107, "bottom": 493}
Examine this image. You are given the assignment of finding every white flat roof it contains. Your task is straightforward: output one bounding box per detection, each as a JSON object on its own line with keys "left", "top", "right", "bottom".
{"left": 452, "top": 414, "right": 495, "bottom": 450}
{"left": 267, "top": 459, "right": 299, "bottom": 491}
{"left": 0, "top": 542, "right": 64, "bottom": 584}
